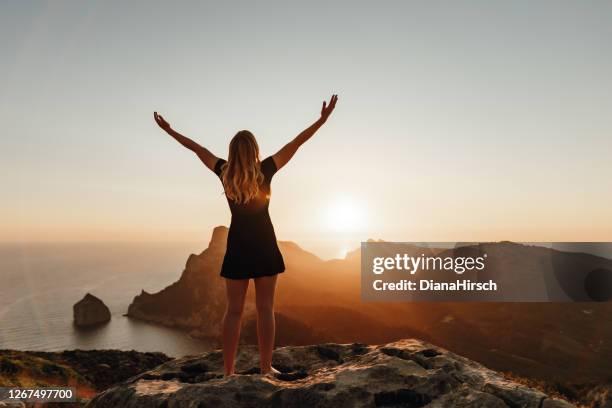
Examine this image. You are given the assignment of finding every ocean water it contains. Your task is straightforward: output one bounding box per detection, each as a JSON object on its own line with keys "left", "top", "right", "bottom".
{"left": 0, "top": 242, "right": 215, "bottom": 357}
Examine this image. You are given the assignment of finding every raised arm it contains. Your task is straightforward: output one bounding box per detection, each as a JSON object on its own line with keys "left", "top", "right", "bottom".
{"left": 272, "top": 94, "right": 338, "bottom": 170}
{"left": 153, "top": 112, "right": 219, "bottom": 172}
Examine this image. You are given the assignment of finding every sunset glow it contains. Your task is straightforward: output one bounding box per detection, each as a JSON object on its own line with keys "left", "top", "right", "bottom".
{"left": 323, "top": 198, "right": 368, "bottom": 233}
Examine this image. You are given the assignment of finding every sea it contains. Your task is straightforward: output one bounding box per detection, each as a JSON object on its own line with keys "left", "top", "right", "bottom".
{"left": 0, "top": 242, "right": 216, "bottom": 357}
{"left": 3, "top": 240, "right": 610, "bottom": 358}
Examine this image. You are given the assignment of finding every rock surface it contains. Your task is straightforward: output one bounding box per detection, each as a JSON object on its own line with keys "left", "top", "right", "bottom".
{"left": 73, "top": 293, "right": 111, "bottom": 326}
{"left": 586, "top": 384, "right": 612, "bottom": 407}
{"left": 0, "top": 349, "right": 170, "bottom": 406}
{"left": 87, "top": 339, "right": 575, "bottom": 408}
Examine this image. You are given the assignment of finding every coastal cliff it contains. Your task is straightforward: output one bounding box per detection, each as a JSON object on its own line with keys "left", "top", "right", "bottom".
{"left": 126, "top": 226, "right": 228, "bottom": 336}
{"left": 87, "top": 339, "right": 574, "bottom": 408}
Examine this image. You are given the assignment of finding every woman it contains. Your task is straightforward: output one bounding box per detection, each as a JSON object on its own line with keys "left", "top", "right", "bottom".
{"left": 153, "top": 94, "right": 338, "bottom": 376}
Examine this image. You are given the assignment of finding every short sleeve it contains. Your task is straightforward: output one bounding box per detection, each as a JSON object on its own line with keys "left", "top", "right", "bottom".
{"left": 261, "top": 156, "right": 278, "bottom": 181}
{"left": 214, "top": 158, "right": 227, "bottom": 178}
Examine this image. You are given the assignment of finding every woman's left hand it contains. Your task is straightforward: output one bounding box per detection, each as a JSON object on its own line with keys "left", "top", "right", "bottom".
{"left": 154, "top": 111, "right": 172, "bottom": 131}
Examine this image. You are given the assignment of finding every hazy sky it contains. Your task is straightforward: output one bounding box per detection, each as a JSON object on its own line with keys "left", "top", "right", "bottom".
{"left": 1, "top": 1, "right": 611, "bottom": 258}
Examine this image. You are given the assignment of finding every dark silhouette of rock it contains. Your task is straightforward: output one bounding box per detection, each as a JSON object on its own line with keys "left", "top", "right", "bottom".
{"left": 87, "top": 339, "right": 575, "bottom": 408}
{"left": 126, "top": 227, "right": 227, "bottom": 335}
{"left": 73, "top": 293, "right": 111, "bottom": 326}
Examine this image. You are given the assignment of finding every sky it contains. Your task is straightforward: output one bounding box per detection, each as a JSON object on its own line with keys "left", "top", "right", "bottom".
{"left": 1, "top": 1, "right": 611, "bottom": 258}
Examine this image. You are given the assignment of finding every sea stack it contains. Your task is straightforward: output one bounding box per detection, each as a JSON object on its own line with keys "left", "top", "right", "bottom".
{"left": 73, "top": 293, "right": 111, "bottom": 327}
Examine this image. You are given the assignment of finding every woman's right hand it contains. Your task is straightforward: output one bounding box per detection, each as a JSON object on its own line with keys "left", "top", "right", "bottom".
{"left": 154, "top": 111, "right": 172, "bottom": 132}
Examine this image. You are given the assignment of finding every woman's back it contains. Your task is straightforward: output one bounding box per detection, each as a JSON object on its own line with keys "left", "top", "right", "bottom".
{"left": 214, "top": 156, "right": 278, "bottom": 216}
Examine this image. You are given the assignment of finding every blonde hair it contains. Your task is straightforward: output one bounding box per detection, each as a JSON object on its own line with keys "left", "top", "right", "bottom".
{"left": 220, "top": 130, "right": 264, "bottom": 204}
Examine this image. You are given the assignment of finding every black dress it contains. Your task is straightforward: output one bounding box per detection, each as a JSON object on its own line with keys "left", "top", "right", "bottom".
{"left": 214, "top": 156, "right": 286, "bottom": 280}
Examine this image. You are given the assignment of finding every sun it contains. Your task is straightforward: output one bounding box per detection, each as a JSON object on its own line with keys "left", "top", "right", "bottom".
{"left": 324, "top": 198, "right": 367, "bottom": 233}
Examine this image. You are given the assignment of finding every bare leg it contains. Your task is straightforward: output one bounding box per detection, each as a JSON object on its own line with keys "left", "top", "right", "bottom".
{"left": 222, "top": 278, "right": 249, "bottom": 376}
{"left": 254, "top": 274, "right": 278, "bottom": 374}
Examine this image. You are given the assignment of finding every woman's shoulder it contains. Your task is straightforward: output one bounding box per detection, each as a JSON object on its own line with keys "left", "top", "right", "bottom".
{"left": 214, "top": 158, "right": 227, "bottom": 177}
{"left": 261, "top": 156, "right": 278, "bottom": 178}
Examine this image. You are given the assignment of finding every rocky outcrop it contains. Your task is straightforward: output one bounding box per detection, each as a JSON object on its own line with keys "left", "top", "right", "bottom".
{"left": 0, "top": 349, "right": 170, "bottom": 404}
{"left": 73, "top": 293, "right": 111, "bottom": 326}
{"left": 87, "top": 339, "right": 574, "bottom": 408}
{"left": 585, "top": 384, "right": 612, "bottom": 408}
